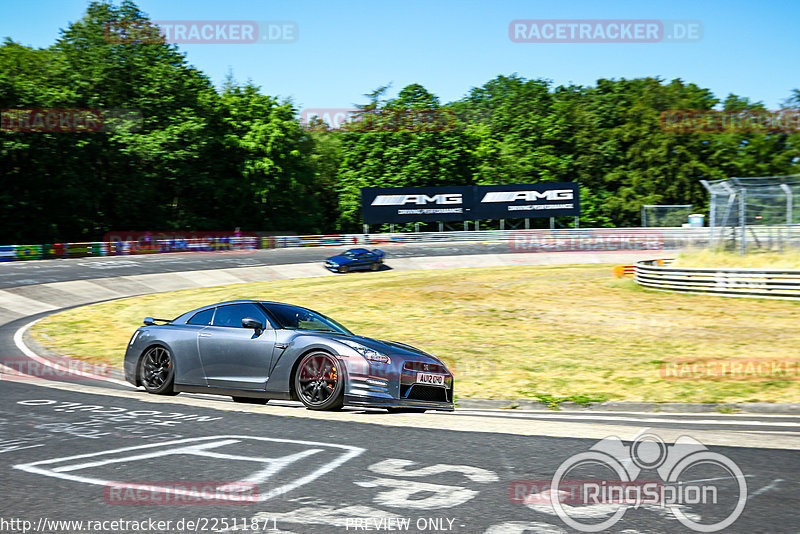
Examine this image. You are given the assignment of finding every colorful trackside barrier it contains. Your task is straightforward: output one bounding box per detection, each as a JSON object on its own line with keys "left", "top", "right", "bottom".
{"left": 0, "top": 237, "right": 262, "bottom": 261}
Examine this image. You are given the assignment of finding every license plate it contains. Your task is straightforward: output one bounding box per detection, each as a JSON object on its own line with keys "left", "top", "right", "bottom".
{"left": 416, "top": 372, "right": 446, "bottom": 386}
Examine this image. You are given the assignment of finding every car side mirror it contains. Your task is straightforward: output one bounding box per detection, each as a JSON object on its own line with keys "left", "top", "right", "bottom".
{"left": 242, "top": 317, "right": 264, "bottom": 334}
{"left": 144, "top": 317, "right": 155, "bottom": 326}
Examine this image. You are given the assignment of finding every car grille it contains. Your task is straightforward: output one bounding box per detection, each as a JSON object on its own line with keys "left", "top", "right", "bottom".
{"left": 403, "top": 385, "right": 451, "bottom": 403}
{"left": 403, "top": 361, "right": 447, "bottom": 374}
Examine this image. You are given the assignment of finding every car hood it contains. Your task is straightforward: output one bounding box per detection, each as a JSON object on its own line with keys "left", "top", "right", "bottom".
{"left": 349, "top": 335, "right": 446, "bottom": 365}
{"left": 286, "top": 330, "right": 447, "bottom": 366}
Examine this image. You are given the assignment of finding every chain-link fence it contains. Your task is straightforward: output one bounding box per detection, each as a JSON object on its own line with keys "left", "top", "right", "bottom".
{"left": 701, "top": 175, "right": 800, "bottom": 253}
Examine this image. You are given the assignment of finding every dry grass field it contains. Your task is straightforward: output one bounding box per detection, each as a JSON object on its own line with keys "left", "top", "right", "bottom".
{"left": 31, "top": 263, "right": 800, "bottom": 405}
{"left": 671, "top": 248, "right": 800, "bottom": 268}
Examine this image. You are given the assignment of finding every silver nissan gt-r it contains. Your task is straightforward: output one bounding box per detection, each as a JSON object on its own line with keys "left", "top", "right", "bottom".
{"left": 124, "top": 300, "right": 454, "bottom": 412}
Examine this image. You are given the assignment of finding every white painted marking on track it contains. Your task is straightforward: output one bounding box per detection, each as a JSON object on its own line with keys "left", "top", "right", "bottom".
{"left": 368, "top": 459, "right": 498, "bottom": 482}
{"left": 362, "top": 477, "right": 477, "bottom": 509}
{"left": 749, "top": 478, "right": 783, "bottom": 498}
{"left": 14, "top": 435, "right": 364, "bottom": 502}
{"left": 50, "top": 439, "right": 243, "bottom": 472}
{"left": 13, "top": 319, "right": 133, "bottom": 388}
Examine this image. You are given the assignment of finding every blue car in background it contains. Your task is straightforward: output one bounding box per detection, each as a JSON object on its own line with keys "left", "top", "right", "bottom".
{"left": 325, "top": 248, "right": 385, "bottom": 273}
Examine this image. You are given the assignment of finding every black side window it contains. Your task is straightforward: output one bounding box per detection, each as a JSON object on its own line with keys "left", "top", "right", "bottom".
{"left": 212, "top": 303, "right": 269, "bottom": 328}
{"left": 187, "top": 308, "right": 214, "bottom": 325}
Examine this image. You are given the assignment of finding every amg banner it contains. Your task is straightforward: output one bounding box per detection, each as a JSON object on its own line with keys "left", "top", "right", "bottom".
{"left": 473, "top": 182, "right": 580, "bottom": 219}
{"left": 361, "top": 186, "right": 470, "bottom": 224}
{"left": 361, "top": 182, "right": 580, "bottom": 224}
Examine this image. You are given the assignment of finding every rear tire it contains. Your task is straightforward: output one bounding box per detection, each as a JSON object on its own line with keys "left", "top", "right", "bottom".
{"left": 370, "top": 262, "right": 379, "bottom": 271}
{"left": 139, "top": 345, "right": 178, "bottom": 395}
{"left": 232, "top": 396, "right": 268, "bottom": 405}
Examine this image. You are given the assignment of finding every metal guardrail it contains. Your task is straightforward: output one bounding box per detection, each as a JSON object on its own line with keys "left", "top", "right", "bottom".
{"left": 635, "top": 259, "right": 800, "bottom": 300}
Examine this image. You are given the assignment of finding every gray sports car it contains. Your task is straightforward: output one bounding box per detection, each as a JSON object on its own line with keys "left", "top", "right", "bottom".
{"left": 124, "top": 300, "right": 454, "bottom": 412}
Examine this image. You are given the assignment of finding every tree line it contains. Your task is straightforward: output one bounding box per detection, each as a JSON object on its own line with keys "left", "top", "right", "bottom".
{"left": 1, "top": 0, "right": 799, "bottom": 244}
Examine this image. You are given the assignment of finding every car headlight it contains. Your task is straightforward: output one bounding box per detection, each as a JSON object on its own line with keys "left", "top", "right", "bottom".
{"left": 339, "top": 339, "right": 391, "bottom": 364}
{"left": 128, "top": 330, "right": 141, "bottom": 346}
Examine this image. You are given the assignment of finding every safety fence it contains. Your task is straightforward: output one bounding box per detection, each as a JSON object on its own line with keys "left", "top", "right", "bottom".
{"left": 0, "top": 227, "right": 714, "bottom": 262}
{"left": 635, "top": 259, "right": 800, "bottom": 300}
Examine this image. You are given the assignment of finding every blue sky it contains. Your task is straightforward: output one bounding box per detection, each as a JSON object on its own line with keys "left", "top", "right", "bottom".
{"left": 2, "top": 0, "right": 798, "bottom": 110}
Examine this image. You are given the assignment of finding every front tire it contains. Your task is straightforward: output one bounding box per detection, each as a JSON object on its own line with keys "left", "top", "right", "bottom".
{"left": 339, "top": 265, "right": 349, "bottom": 273}
{"left": 294, "top": 351, "right": 344, "bottom": 410}
{"left": 139, "top": 345, "right": 177, "bottom": 395}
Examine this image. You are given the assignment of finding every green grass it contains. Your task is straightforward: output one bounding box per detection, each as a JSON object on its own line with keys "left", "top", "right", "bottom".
{"left": 31, "top": 264, "right": 800, "bottom": 403}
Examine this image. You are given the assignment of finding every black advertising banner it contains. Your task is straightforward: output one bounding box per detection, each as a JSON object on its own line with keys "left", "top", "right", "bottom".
{"left": 361, "top": 186, "right": 471, "bottom": 224}
{"left": 473, "top": 182, "right": 580, "bottom": 219}
{"left": 361, "top": 183, "right": 580, "bottom": 224}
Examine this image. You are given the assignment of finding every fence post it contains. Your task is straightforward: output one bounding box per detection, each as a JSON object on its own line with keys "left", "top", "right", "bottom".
{"left": 700, "top": 180, "right": 714, "bottom": 248}
{"left": 739, "top": 189, "right": 747, "bottom": 255}
{"left": 781, "top": 184, "right": 793, "bottom": 252}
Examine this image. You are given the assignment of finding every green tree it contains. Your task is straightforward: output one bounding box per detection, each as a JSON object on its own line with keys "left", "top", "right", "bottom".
{"left": 219, "top": 80, "right": 323, "bottom": 231}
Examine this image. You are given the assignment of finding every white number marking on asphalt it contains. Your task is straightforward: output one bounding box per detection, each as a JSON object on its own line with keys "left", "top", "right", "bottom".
{"left": 368, "top": 458, "right": 498, "bottom": 483}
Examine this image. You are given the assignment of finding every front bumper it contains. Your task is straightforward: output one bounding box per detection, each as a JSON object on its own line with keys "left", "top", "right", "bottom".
{"left": 343, "top": 357, "right": 454, "bottom": 411}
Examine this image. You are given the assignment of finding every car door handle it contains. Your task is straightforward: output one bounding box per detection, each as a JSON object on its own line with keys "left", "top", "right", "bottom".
{"left": 199, "top": 333, "right": 212, "bottom": 337}
{"left": 275, "top": 343, "right": 288, "bottom": 350}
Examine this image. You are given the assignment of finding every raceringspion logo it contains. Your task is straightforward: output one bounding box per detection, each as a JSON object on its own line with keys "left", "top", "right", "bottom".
{"left": 517, "top": 432, "right": 747, "bottom": 532}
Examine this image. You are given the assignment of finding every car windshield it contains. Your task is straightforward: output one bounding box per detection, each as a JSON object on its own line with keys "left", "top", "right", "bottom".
{"left": 262, "top": 303, "right": 352, "bottom": 335}
{"left": 342, "top": 251, "right": 356, "bottom": 258}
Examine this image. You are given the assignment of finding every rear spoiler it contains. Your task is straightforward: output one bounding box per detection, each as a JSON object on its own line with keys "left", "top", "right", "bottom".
{"left": 143, "top": 317, "right": 171, "bottom": 326}
{"left": 372, "top": 249, "right": 385, "bottom": 257}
